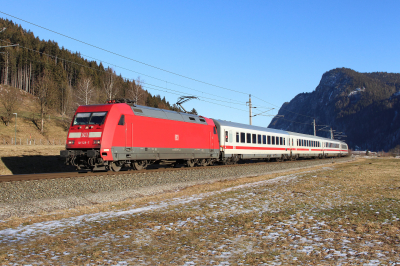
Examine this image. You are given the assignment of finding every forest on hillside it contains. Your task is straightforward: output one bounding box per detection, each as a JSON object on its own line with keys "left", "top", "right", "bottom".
{"left": 0, "top": 18, "right": 185, "bottom": 131}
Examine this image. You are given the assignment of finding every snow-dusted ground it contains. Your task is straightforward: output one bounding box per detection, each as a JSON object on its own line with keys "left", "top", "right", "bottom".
{"left": 0, "top": 174, "right": 297, "bottom": 243}
{"left": 0, "top": 164, "right": 399, "bottom": 265}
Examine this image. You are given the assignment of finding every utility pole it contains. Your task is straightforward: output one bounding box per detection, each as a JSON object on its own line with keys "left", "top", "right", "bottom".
{"left": 313, "top": 119, "right": 316, "bottom": 136}
{"left": 330, "top": 127, "right": 334, "bottom": 139}
{"left": 246, "top": 94, "right": 252, "bottom": 125}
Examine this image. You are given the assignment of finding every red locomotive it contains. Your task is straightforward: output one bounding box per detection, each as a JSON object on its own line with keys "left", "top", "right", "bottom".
{"left": 60, "top": 99, "right": 220, "bottom": 171}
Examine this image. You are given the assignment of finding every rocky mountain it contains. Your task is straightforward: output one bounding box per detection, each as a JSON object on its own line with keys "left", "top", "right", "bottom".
{"left": 268, "top": 68, "right": 400, "bottom": 151}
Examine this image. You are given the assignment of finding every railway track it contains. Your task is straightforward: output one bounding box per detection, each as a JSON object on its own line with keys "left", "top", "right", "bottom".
{"left": 0, "top": 156, "right": 354, "bottom": 219}
{"left": 0, "top": 157, "right": 344, "bottom": 183}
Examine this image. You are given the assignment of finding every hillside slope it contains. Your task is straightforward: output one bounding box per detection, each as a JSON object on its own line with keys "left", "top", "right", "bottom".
{"left": 0, "top": 85, "right": 68, "bottom": 144}
{"left": 269, "top": 68, "right": 400, "bottom": 151}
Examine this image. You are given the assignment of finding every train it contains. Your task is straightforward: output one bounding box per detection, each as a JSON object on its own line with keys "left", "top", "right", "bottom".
{"left": 60, "top": 99, "right": 349, "bottom": 171}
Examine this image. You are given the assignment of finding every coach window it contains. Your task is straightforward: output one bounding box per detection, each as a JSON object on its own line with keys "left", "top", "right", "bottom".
{"left": 252, "top": 134, "right": 256, "bottom": 144}
{"left": 263, "top": 135, "right": 266, "bottom": 144}
{"left": 118, "top": 115, "right": 125, "bottom": 125}
{"left": 272, "top": 136, "right": 275, "bottom": 145}
{"left": 247, "top": 133, "right": 251, "bottom": 143}
{"left": 241, "top": 132, "right": 245, "bottom": 143}
{"left": 258, "top": 134, "right": 262, "bottom": 144}
{"left": 280, "top": 137, "right": 283, "bottom": 145}
{"left": 268, "top": 136, "right": 271, "bottom": 145}
{"left": 276, "top": 137, "right": 279, "bottom": 145}
{"left": 236, "top": 132, "right": 239, "bottom": 143}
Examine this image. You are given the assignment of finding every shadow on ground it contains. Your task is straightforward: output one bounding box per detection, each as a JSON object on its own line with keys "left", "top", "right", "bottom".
{"left": 1, "top": 155, "right": 77, "bottom": 174}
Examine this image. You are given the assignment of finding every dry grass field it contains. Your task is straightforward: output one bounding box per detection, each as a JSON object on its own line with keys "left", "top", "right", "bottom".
{"left": 0, "top": 157, "right": 399, "bottom": 265}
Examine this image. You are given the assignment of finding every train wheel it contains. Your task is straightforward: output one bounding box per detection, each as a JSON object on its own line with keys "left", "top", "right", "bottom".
{"left": 133, "top": 160, "right": 147, "bottom": 170}
{"left": 186, "top": 159, "right": 195, "bottom": 167}
{"left": 110, "top": 162, "right": 122, "bottom": 172}
{"left": 198, "top": 159, "right": 208, "bottom": 167}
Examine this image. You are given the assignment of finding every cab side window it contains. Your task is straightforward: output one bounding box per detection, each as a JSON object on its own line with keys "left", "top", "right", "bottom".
{"left": 118, "top": 115, "right": 125, "bottom": 125}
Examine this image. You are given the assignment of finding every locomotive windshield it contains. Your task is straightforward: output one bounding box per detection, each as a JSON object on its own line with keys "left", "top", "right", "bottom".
{"left": 73, "top": 112, "right": 107, "bottom": 125}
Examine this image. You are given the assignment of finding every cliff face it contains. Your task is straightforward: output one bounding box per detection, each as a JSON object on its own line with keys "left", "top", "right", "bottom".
{"left": 268, "top": 68, "right": 400, "bottom": 151}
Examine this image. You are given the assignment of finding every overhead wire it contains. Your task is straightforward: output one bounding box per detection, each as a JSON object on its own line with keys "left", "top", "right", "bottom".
{"left": 79, "top": 53, "right": 245, "bottom": 105}
{"left": 0, "top": 11, "right": 248, "bottom": 96}
{"left": 0, "top": 39, "right": 315, "bottom": 126}
{"left": 0, "top": 13, "right": 321, "bottom": 124}
{"left": 253, "top": 95, "right": 316, "bottom": 120}
{"left": 0, "top": 39, "right": 248, "bottom": 111}
{"left": 0, "top": 38, "right": 245, "bottom": 106}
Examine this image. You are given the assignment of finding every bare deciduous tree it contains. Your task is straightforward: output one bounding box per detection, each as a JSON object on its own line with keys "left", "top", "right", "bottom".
{"left": 35, "top": 71, "right": 54, "bottom": 133}
{"left": 127, "top": 77, "right": 144, "bottom": 105}
{"left": 61, "top": 83, "right": 73, "bottom": 118}
{"left": 76, "top": 74, "right": 94, "bottom": 106}
{"left": 103, "top": 68, "right": 118, "bottom": 101}
{"left": 0, "top": 85, "right": 22, "bottom": 126}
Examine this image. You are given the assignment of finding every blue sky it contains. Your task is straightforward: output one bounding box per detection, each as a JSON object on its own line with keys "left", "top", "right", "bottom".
{"left": 1, "top": 1, "right": 399, "bottom": 127}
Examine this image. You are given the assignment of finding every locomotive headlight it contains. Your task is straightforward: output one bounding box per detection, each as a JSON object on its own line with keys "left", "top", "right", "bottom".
{"left": 93, "top": 140, "right": 101, "bottom": 145}
{"left": 68, "top": 140, "right": 75, "bottom": 145}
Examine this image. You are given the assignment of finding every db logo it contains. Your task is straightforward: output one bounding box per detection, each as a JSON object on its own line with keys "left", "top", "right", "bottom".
{"left": 82, "top": 133, "right": 89, "bottom": 138}
{"left": 175, "top": 134, "right": 179, "bottom": 141}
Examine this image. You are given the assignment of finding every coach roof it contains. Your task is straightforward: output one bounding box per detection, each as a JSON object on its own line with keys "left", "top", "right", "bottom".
{"left": 212, "top": 119, "right": 289, "bottom": 135}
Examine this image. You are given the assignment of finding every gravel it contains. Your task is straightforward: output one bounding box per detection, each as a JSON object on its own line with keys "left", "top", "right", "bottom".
{"left": 0, "top": 157, "right": 354, "bottom": 219}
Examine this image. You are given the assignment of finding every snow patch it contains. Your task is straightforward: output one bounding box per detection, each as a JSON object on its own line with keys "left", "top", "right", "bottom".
{"left": 348, "top": 87, "right": 365, "bottom": 97}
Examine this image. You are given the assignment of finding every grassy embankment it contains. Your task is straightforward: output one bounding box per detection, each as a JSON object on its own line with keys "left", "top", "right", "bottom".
{"left": 0, "top": 85, "right": 69, "bottom": 145}
{"left": 0, "top": 86, "right": 70, "bottom": 174}
{"left": 0, "top": 157, "right": 398, "bottom": 264}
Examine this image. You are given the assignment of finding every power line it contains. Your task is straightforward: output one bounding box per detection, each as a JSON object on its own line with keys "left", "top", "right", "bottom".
{"left": 253, "top": 95, "right": 316, "bottom": 120}
{"left": 0, "top": 38, "right": 318, "bottom": 126}
{"left": 0, "top": 13, "right": 318, "bottom": 124}
{"left": 0, "top": 39, "right": 249, "bottom": 113}
{"left": 0, "top": 38, "right": 245, "bottom": 106}
{"left": 0, "top": 39, "right": 246, "bottom": 106}
{"left": 0, "top": 11, "right": 247, "bottom": 95}
{"left": 78, "top": 53, "right": 244, "bottom": 105}
{"left": 271, "top": 116, "right": 314, "bottom": 126}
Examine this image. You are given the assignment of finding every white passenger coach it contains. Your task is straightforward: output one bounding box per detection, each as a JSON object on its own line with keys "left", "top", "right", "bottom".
{"left": 212, "top": 119, "right": 348, "bottom": 164}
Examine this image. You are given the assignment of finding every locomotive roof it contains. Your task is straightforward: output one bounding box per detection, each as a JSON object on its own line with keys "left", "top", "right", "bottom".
{"left": 130, "top": 104, "right": 208, "bottom": 125}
